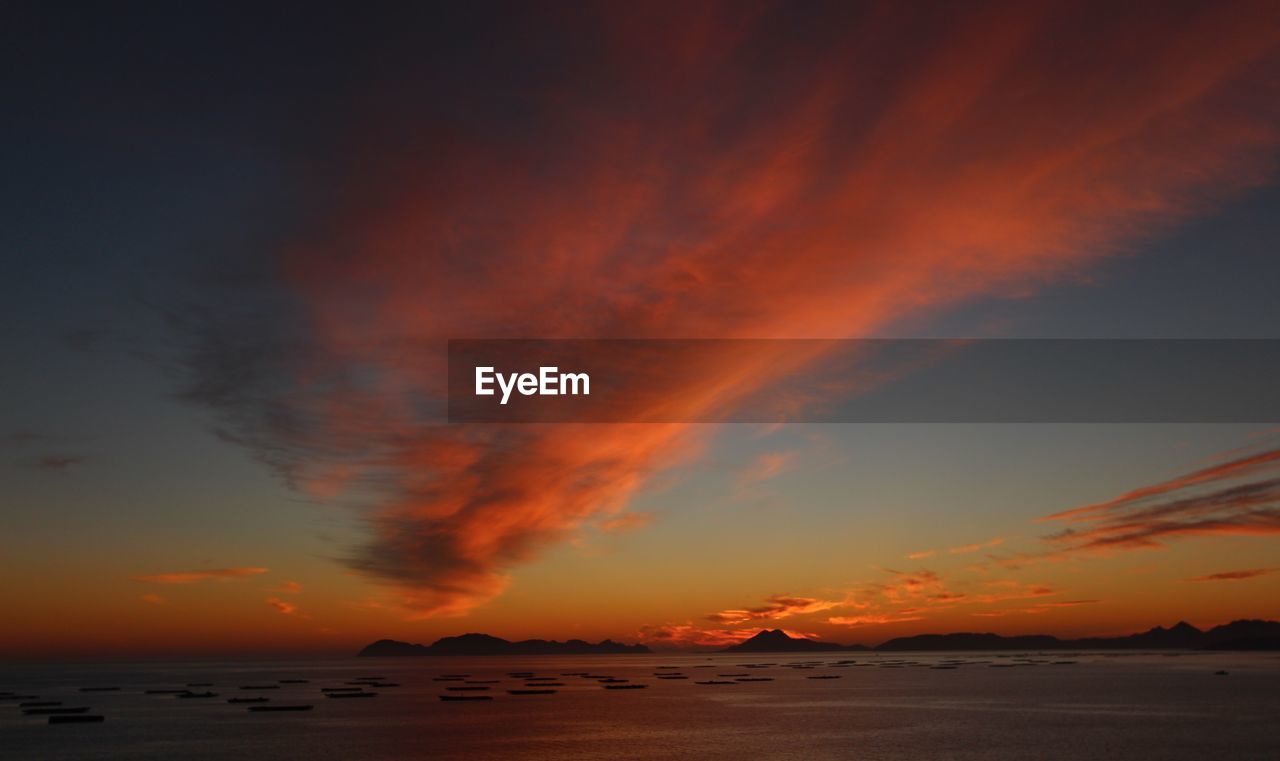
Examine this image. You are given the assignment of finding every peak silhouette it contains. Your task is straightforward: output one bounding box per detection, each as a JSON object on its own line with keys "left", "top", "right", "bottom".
{"left": 359, "top": 634, "right": 651, "bottom": 657}
{"left": 721, "top": 629, "right": 868, "bottom": 653}
{"left": 869, "top": 619, "right": 1280, "bottom": 652}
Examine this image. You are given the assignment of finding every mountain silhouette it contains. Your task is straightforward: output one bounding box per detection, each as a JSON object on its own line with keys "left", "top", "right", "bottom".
{"left": 359, "top": 633, "right": 651, "bottom": 657}
{"left": 874, "top": 619, "right": 1280, "bottom": 652}
{"left": 359, "top": 620, "right": 1280, "bottom": 656}
{"left": 720, "top": 629, "right": 870, "bottom": 653}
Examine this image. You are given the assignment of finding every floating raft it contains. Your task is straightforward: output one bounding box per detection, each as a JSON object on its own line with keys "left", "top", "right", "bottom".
{"left": 249, "top": 705, "right": 313, "bottom": 712}
{"left": 508, "top": 689, "right": 556, "bottom": 695}
{"left": 326, "top": 691, "right": 377, "bottom": 698}
{"left": 439, "top": 694, "right": 492, "bottom": 702}
{"left": 603, "top": 684, "right": 646, "bottom": 690}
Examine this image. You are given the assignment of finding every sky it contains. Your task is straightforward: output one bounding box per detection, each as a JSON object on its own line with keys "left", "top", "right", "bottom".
{"left": 2, "top": 1, "right": 1280, "bottom": 658}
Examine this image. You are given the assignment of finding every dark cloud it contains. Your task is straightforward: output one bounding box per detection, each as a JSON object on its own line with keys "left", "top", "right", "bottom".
{"left": 33, "top": 454, "right": 85, "bottom": 471}
{"left": 1001, "top": 447, "right": 1280, "bottom": 568}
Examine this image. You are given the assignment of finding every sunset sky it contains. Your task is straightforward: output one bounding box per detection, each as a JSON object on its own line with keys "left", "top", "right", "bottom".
{"left": 3, "top": 2, "right": 1280, "bottom": 658}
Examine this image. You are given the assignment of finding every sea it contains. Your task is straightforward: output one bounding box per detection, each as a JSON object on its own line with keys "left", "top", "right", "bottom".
{"left": 3, "top": 651, "right": 1277, "bottom": 760}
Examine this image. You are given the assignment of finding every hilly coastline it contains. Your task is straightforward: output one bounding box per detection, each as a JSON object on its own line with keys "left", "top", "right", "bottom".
{"left": 359, "top": 620, "right": 1279, "bottom": 657}
{"left": 721, "top": 620, "right": 1280, "bottom": 653}
{"left": 359, "top": 633, "right": 652, "bottom": 657}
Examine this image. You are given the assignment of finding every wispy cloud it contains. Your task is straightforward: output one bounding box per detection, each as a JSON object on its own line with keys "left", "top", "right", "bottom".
{"left": 140, "top": 593, "right": 166, "bottom": 605}
{"left": 906, "top": 550, "right": 936, "bottom": 560}
{"left": 949, "top": 537, "right": 1003, "bottom": 554}
{"left": 1045, "top": 449, "right": 1280, "bottom": 523}
{"left": 33, "top": 455, "right": 85, "bottom": 471}
{"left": 169, "top": 3, "right": 1280, "bottom": 618}
{"left": 736, "top": 452, "right": 796, "bottom": 487}
{"left": 707, "top": 594, "right": 843, "bottom": 625}
{"left": 972, "top": 580, "right": 1056, "bottom": 604}
{"left": 828, "top": 612, "right": 925, "bottom": 626}
{"left": 598, "top": 512, "right": 656, "bottom": 534}
{"left": 637, "top": 623, "right": 815, "bottom": 649}
{"left": 1185, "top": 568, "right": 1275, "bottom": 583}
{"left": 132, "top": 567, "right": 269, "bottom": 584}
{"left": 1032, "top": 448, "right": 1280, "bottom": 561}
{"left": 877, "top": 569, "right": 947, "bottom": 603}
{"left": 265, "top": 597, "right": 298, "bottom": 615}
{"left": 1022, "top": 599, "right": 1100, "bottom": 614}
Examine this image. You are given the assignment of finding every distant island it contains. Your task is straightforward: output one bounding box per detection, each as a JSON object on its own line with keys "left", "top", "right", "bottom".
{"left": 359, "top": 620, "right": 1280, "bottom": 657}
{"left": 722, "top": 620, "right": 1280, "bottom": 653}
{"left": 359, "top": 633, "right": 651, "bottom": 657}
{"left": 720, "top": 629, "right": 870, "bottom": 653}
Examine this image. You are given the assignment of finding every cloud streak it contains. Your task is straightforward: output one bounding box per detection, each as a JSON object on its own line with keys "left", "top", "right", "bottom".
{"left": 707, "top": 594, "right": 843, "bottom": 625}
{"left": 33, "top": 455, "right": 85, "bottom": 471}
{"left": 1037, "top": 448, "right": 1280, "bottom": 559}
{"left": 132, "top": 567, "right": 270, "bottom": 585}
{"left": 1185, "top": 568, "right": 1275, "bottom": 582}
{"left": 173, "top": 3, "right": 1280, "bottom": 617}
{"left": 266, "top": 597, "right": 298, "bottom": 615}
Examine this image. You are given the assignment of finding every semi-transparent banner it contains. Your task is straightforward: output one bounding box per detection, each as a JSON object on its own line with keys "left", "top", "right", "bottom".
{"left": 447, "top": 339, "right": 1280, "bottom": 423}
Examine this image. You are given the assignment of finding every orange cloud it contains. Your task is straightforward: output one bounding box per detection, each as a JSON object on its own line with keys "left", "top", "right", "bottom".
{"left": 906, "top": 550, "right": 936, "bottom": 560}
{"left": 1030, "top": 447, "right": 1280, "bottom": 561}
{"left": 1046, "top": 449, "right": 1280, "bottom": 523}
{"left": 273, "top": 580, "right": 303, "bottom": 594}
{"left": 175, "top": 2, "right": 1280, "bottom": 617}
{"left": 598, "top": 512, "right": 656, "bottom": 534}
{"left": 707, "top": 594, "right": 843, "bottom": 624}
{"left": 972, "top": 581, "right": 1057, "bottom": 604}
{"left": 1022, "top": 600, "right": 1100, "bottom": 614}
{"left": 877, "top": 569, "right": 947, "bottom": 603}
{"left": 140, "top": 593, "right": 166, "bottom": 605}
{"left": 131, "top": 567, "right": 269, "bottom": 585}
{"left": 265, "top": 598, "right": 298, "bottom": 615}
{"left": 1185, "top": 568, "right": 1275, "bottom": 583}
{"left": 828, "top": 613, "right": 925, "bottom": 627}
{"left": 949, "top": 537, "right": 1004, "bottom": 554}
{"left": 736, "top": 451, "right": 796, "bottom": 486}
{"left": 637, "top": 624, "right": 760, "bottom": 649}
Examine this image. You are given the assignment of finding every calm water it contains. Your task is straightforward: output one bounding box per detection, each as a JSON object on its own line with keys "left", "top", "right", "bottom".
{"left": 3, "top": 651, "right": 1277, "bottom": 760}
